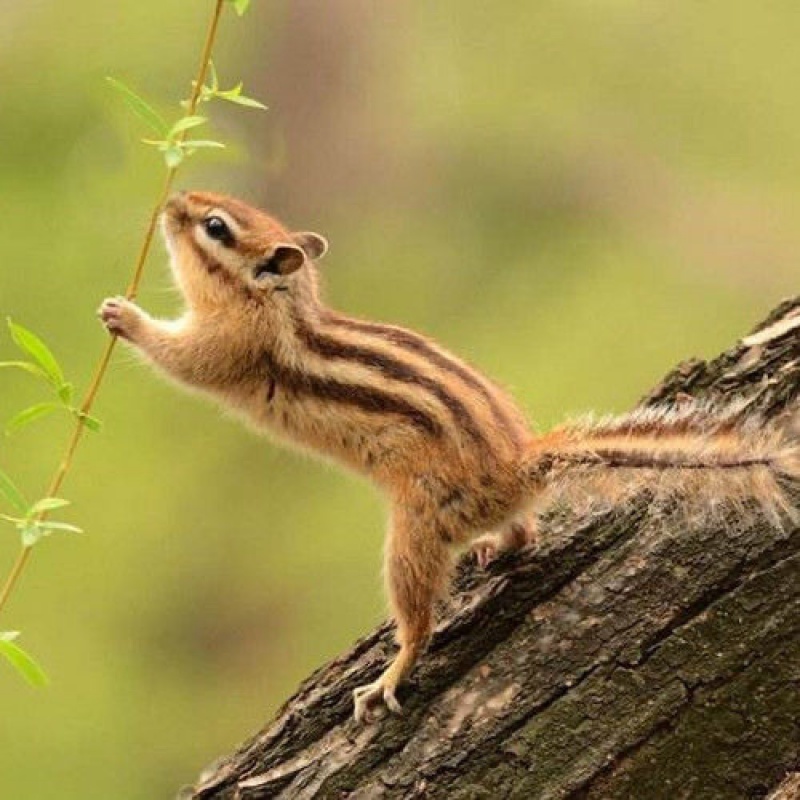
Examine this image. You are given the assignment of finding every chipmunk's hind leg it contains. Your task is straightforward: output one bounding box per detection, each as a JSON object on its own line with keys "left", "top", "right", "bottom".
{"left": 471, "top": 517, "right": 537, "bottom": 569}
{"left": 353, "top": 510, "right": 451, "bottom": 724}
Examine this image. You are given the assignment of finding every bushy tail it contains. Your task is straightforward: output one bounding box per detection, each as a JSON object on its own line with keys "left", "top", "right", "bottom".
{"left": 524, "top": 401, "right": 800, "bottom": 529}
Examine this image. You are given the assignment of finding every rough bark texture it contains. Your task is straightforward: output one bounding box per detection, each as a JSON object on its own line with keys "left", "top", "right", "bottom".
{"left": 186, "top": 299, "right": 800, "bottom": 800}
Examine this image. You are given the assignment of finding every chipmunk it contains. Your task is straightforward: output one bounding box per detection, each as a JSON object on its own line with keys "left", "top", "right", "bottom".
{"left": 99, "top": 191, "right": 800, "bottom": 723}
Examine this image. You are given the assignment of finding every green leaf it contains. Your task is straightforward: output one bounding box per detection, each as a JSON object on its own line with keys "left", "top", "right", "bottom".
{"left": 163, "top": 145, "right": 185, "bottom": 168}
{"left": 77, "top": 413, "right": 103, "bottom": 433}
{"left": 219, "top": 91, "right": 267, "bottom": 110}
{"left": 168, "top": 115, "right": 207, "bottom": 138}
{"left": 7, "top": 320, "right": 64, "bottom": 387}
{"left": 182, "top": 140, "right": 226, "bottom": 150}
{"left": 20, "top": 523, "right": 44, "bottom": 547}
{"left": 106, "top": 77, "right": 169, "bottom": 136}
{"left": 0, "top": 470, "right": 28, "bottom": 514}
{"left": 0, "top": 635, "right": 49, "bottom": 687}
{"left": 230, "top": 0, "right": 251, "bottom": 15}
{"left": 57, "top": 382, "right": 74, "bottom": 405}
{"left": 5, "top": 402, "right": 59, "bottom": 435}
{"left": 18, "top": 515, "right": 81, "bottom": 545}
{"left": 29, "top": 497, "right": 70, "bottom": 515}
{"left": 40, "top": 521, "right": 83, "bottom": 535}
{"left": 0, "top": 361, "right": 48, "bottom": 381}
{"left": 208, "top": 60, "right": 219, "bottom": 92}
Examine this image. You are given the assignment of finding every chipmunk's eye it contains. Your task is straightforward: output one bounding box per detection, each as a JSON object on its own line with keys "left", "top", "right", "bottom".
{"left": 202, "top": 215, "right": 234, "bottom": 246}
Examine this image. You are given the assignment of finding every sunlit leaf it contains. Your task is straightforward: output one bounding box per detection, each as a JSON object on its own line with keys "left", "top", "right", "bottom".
{"left": 182, "top": 140, "right": 226, "bottom": 149}
{"left": 0, "top": 361, "right": 48, "bottom": 381}
{"left": 7, "top": 320, "right": 64, "bottom": 387}
{"left": 106, "top": 77, "right": 169, "bottom": 136}
{"left": 168, "top": 115, "right": 207, "bottom": 138}
{"left": 5, "top": 402, "right": 59, "bottom": 435}
{"left": 0, "top": 470, "right": 27, "bottom": 514}
{"left": 219, "top": 91, "right": 267, "bottom": 110}
{"left": 29, "top": 497, "right": 70, "bottom": 515}
{"left": 21, "top": 523, "right": 44, "bottom": 547}
{"left": 231, "top": 0, "right": 251, "bottom": 16}
{"left": 163, "top": 145, "right": 184, "bottom": 168}
{"left": 208, "top": 60, "right": 219, "bottom": 92}
{"left": 40, "top": 521, "right": 83, "bottom": 535}
{"left": 0, "top": 634, "right": 48, "bottom": 687}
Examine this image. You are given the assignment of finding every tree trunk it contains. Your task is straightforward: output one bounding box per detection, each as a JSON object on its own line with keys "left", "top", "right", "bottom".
{"left": 187, "top": 299, "right": 800, "bottom": 800}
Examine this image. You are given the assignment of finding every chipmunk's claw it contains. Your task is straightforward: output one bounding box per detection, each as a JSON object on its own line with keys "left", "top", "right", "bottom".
{"left": 471, "top": 534, "right": 500, "bottom": 569}
{"left": 98, "top": 296, "right": 141, "bottom": 340}
{"left": 353, "top": 678, "right": 403, "bottom": 724}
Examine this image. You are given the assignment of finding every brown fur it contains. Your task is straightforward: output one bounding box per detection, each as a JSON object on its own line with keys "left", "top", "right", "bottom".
{"left": 99, "top": 191, "right": 799, "bottom": 722}
{"left": 101, "top": 190, "right": 532, "bottom": 722}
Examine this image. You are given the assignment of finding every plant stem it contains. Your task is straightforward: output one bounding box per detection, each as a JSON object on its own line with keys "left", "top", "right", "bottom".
{"left": 0, "top": 547, "right": 31, "bottom": 616}
{"left": 0, "top": 0, "right": 227, "bottom": 619}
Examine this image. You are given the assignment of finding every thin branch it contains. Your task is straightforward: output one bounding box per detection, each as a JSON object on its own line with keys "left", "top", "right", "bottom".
{"left": 0, "top": 0, "right": 227, "bottom": 618}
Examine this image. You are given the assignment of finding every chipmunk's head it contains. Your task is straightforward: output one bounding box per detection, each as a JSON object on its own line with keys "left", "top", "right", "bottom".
{"left": 161, "top": 191, "right": 328, "bottom": 312}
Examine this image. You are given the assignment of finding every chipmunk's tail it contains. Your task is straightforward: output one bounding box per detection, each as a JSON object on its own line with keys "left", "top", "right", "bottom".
{"left": 524, "top": 401, "right": 800, "bottom": 528}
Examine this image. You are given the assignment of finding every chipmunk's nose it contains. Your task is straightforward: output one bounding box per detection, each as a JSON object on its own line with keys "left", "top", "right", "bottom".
{"left": 165, "top": 192, "right": 189, "bottom": 213}
{"left": 166, "top": 191, "right": 187, "bottom": 209}
{"left": 163, "top": 192, "right": 191, "bottom": 228}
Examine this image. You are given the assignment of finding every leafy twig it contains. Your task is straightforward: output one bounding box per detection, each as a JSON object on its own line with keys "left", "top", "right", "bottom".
{"left": 0, "top": 0, "right": 263, "bottom": 687}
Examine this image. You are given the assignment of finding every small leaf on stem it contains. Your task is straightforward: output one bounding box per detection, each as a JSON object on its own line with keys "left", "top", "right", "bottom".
{"left": 218, "top": 89, "right": 267, "bottom": 109}
{"left": 168, "top": 115, "right": 208, "bottom": 138}
{"left": 58, "top": 383, "right": 74, "bottom": 405}
{"left": 7, "top": 320, "right": 64, "bottom": 388}
{"left": 76, "top": 412, "right": 103, "bottom": 433}
{"left": 21, "top": 523, "right": 43, "bottom": 547}
{"left": 230, "top": 0, "right": 252, "bottom": 16}
{"left": 0, "top": 361, "right": 48, "bottom": 381}
{"left": 182, "top": 140, "right": 226, "bottom": 150}
{"left": 163, "top": 145, "right": 185, "bottom": 168}
{"left": 0, "top": 470, "right": 28, "bottom": 514}
{"left": 40, "top": 521, "right": 83, "bottom": 535}
{"left": 106, "top": 77, "right": 170, "bottom": 137}
{"left": 29, "top": 498, "right": 71, "bottom": 515}
{"left": 5, "top": 403, "right": 59, "bottom": 435}
{"left": 0, "top": 634, "right": 49, "bottom": 687}
{"left": 208, "top": 60, "right": 219, "bottom": 92}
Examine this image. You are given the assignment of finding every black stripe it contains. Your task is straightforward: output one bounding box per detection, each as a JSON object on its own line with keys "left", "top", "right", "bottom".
{"left": 559, "top": 449, "right": 771, "bottom": 470}
{"left": 322, "top": 312, "right": 523, "bottom": 450}
{"left": 599, "top": 452, "right": 771, "bottom": 470}
{"left": 262, "top": 350, "right": 442, "bottom": 437}
{"left": 187, "top": 238, "right": 261, "bottom": 303}
{"left": 294, "top": 318, "right": 488, "bottom": 448}
{"left": 584, "top": 414, "right": 740, "bottom": 440}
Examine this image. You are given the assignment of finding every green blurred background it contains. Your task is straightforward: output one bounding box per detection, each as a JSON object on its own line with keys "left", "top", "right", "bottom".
{"left": 1, "top": 1, "right": 797, "bottom": 797}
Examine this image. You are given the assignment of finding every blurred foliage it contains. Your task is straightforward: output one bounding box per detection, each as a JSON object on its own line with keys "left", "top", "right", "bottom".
{"left": 0, "top": 1, "right": 797, "bottom": 797}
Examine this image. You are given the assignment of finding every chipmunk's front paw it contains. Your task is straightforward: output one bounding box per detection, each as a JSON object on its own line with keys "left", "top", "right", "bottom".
{"left": 353, "top": 677, "right": 403, "bottom": 724}
{"left": 98, "top": 296, "right": 142, "bottom": 340}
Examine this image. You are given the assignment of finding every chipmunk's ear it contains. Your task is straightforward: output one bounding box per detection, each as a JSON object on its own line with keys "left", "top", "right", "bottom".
{"left": 253, "top": 243, "right": 306, "bottom": 282}
{"left": 292, "top": 231, "right": 328, "bottom": 261}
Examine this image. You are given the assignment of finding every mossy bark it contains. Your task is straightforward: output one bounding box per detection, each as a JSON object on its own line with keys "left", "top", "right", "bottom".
{"left": 187, "top": 299, "right": 800, "bottom": 800}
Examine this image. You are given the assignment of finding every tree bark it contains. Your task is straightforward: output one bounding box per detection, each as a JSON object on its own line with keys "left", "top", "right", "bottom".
{"left": 187, "top": 299, "right": 800, "bottom": 800}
